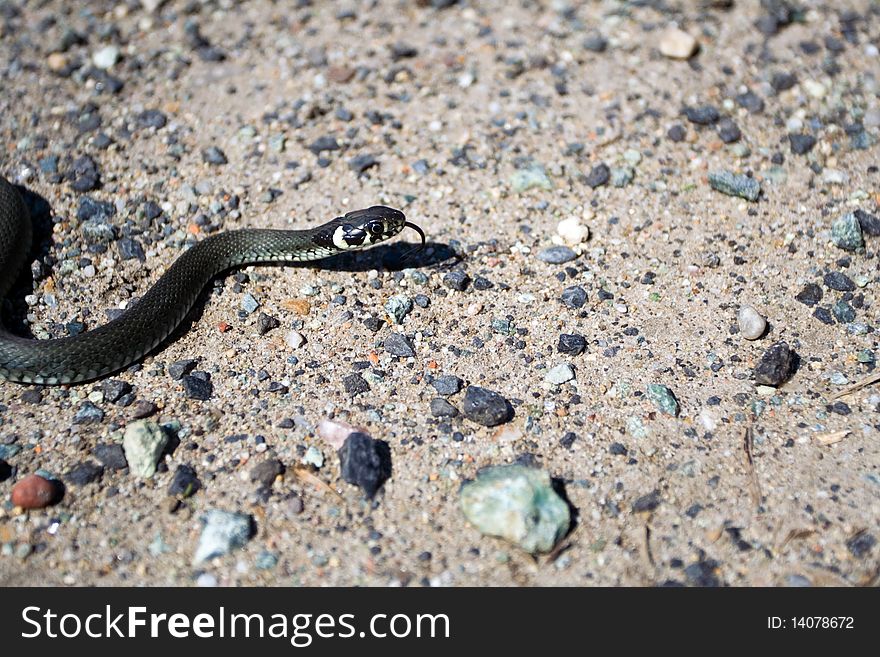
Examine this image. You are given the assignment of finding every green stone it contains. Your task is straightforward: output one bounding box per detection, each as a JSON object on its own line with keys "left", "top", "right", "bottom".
{"left": 460, "top": 465, "right": 570, "bottom": 554}
{"left": 708, "top": 170, "right": 760, "bottom": 201}
{"left": 510, "top": 165, "right": 553, "bottom": 193}
{"left": 646, "top": 383, "right": 679, "bottom": 417}
{"left": 123, "top": 420, "right": 169, "bottom": 478}
{"left": 831, "top": 212, "right": 864, "bottom": 252}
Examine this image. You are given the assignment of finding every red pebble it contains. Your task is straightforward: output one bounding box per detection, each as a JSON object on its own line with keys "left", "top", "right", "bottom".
{"left": 11, "top": 474, "right": 61, "bottom": 509}
{"left": 217, "top": 321, "right": 231, "bottom": 333}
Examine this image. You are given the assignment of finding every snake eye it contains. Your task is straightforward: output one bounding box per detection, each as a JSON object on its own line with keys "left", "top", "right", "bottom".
{"left": 366, "top": 220, "right": 385, "bottom": 236}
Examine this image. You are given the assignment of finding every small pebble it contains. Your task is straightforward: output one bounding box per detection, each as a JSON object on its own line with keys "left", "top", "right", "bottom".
{"left": 544, "top": 363, "right": 575, "bottom": 385}
{"left": 537, "top": 246, "right": 578, "bottom": 264}
{"left": 646, "top": 384, "right": 679, "bottom": 417}
{"left": 737, "top": 305, "right": 767, "bottom": 340}
{"left": 462, "top": 386, "right": 514, "bottom": 427}
{"left": 708, "top": 170, "right": 760, "bottom": 201}
{"left": 384, "top": 332, "right": 416, "bottom": 358}
{"left": 557, "top": 334, "right": 586, "bottom": 356}
{"left": 659, "top": 27, "right": 698, "bottom": 59}
{"left": 831, "top": 213, "right": 864, "bottom": 252}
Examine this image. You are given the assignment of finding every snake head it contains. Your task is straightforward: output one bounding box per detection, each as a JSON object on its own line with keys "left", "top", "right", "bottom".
{"left": 328, "top": 206, "right": 424, "bottom": 252}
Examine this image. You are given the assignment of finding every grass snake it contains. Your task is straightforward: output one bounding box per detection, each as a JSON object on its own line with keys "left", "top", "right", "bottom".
{"left": 0, "top": 176, "right": 423, "bottom": 385}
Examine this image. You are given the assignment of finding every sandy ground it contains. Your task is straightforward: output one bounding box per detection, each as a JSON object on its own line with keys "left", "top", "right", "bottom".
{"left": 0, "top": 0, "right": 878, "bottom": 586}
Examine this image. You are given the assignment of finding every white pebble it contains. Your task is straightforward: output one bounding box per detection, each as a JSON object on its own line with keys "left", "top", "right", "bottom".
{"left": 285, "top": 330, "right": 306, "bottom": 349}
{"left": 92, "top": 46, "right": 120, "bottom": 70}
{"left": 737, "top": 305, "right": 767, "bottom": 340}
{"left": 659, "top": 27, "right": 698, "bottom": 60}
{"left": 556, "top": 217, "right": 590, "bottom": 245}
{"left": 544, "top": 363, "right": 575, "bottom": 385}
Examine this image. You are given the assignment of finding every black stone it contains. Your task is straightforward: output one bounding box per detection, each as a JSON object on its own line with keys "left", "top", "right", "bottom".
{"left": 854, "top": 209, "right": 880, "bottom": 236}
{"left": 349, "top": 154, "right": 379, "bottom": 174}
{"left": 338, "top": 432, "right": 392, "bottom": 498}
{"left": 795, "top": 283, "right": 822, "bottom": 306}
{"left": 68, "top": 155, "right": 101, "bottom": 192}
{"left": 137, "top": 109, "right": 167, "bottom": 129}
{"left": 117, "top": 237, "right": 146, "bottom": 261}
{"left": 560, "top": 285, "right": 587, "bottom": 309}
{"left": 632, "top": 490, "right": 661, "bottom": 512}
{"left": 473, "top": 276, "right": 493, "bottom": 291}
{"left": 788, "top": 133, "right": 816, "bottom": 155}
{"left": 250, "top": 458, "right": 284, "bottom": 487}
{"left": 64, "top": 460, "right": 104, "bottom": 486}
{"left": 168, "top": 359, "right": 197, "bottom": 380}
{"left": 770, "top": 71, "right": 797, "bottom": 92}
{"left": 753, "top": 342, "right": 796, "bottom": 386}
{"left": 384, "top": 333, "right": 416, "bottom": 358}
{"left": 182, "top": 374, "right": 213, "bottom": 400}
{"left": 168, "top": 464, "right": 201, "bottom": 497}
{"left": 716, "top": 118, "right": 741, "bottom": 143}
{"left": 431, "top": 375, "right": 463, "bottom": 396}
{"left": 100, "top": 379, "right": 132, "bottom": 403}
{"left": 430, "top": 398, "right": 459, "bottom": 417}
{"left": 560, "top": 432, "right": 577, "bottom": 449}
{"left": 308, "top": 135, "right": 340, "bottom": 154}
{"left": 389, "top": 42, "right": 418, "bottom": 60}
{"left": 93, "top": 444, "right": 128, "bottom": 470}
{"left": 823, "top": 271, "right": 855, "bottom": 292}
{"left": 812, "top": 307, "right": 834, "bottom": 325}
{"left": 462, "top": 386, "right": 514, "bottom": 427}
{"left": 443, "top": 270, "right": 471, "bottom": 291}
{"left": 735, "top": 91, "right": 764, "bottom": 114}
{"left": 257, "top": 312, "right": 281, "bottom": 335}
{"left": 557, "top": 333, "right": 587, "bottom": 356}
{"left": 343, "top": 372, "right": 370, "bottom": 396}
{"left": 666, "top": 124, "right": 687, "bottom": 142}
{"left": 683, "top": 105, "right": 720, "bottom": 125}
{"left": 73, "top": 401, "right": 104, "bottom": 424}
{"left": 609, "top": 442, "right": 628, "bottom": 456}
{"left": 143, "top": 201, "right": 163, "bottom": 221}
{"left": 77, "top": 196, "right": 115, "bottom": 222}
{"left": 584, "top": 163, "right": 610, "bottom": 188}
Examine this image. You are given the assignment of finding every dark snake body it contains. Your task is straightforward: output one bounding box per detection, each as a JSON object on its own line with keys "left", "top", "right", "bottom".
{"left": 0, "top": 176, "right": 415, "bottom": 385}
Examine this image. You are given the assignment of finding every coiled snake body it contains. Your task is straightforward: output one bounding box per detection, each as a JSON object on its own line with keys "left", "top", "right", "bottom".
{"left": 0, "top": 176, "right": 422, "bottom": 385}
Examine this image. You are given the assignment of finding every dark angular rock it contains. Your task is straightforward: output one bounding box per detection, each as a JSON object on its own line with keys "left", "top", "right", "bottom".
{"left": 181, "top": 373, "right": 213, "bottom": 400}
{"left": 795, "top": 283, "right": 822, "bottom": 306}
{"left": 338, "top": 432, "right": 392, "bottom": 498}
{"left": 64, "top": 460, "right": 104, "bottom": 486}
{"left": 168, "top": 464, "right": 201, "bottom": 497}
{"left": 823, "top": 271, "right": 855, "bottom": 291}
{"left": 431, "top": 375, "right": 463, "bottom": 396}
{"left": 753, "top": 342, "right": 796, "bottom": 386}
{"left": 584, "top": 163, "right": 610, "bottom": 188}
{"left": 93, "top": 444, "right": 128, "bottom": 470}
{"left": 813, "top": 307, "right": 834, "bottom": 325}
{"left": 846, "top": 532, "right": 876, "bottom": 558}
{"left": 735, "top": 91, "right": 764, "bottom": 114}
{"left": 343, "top": 372, "right": 370, "bottom": 396}
{"left": 716, "top": 118, "right": 741, "bottom": 143}
{"left": 257, "top": 312, "right": 281, "bottom": 336}
{"left": 101, "top": 379, "right": 132, "bottom": 403}
{"left": 557, "top": 333, "right": 587, "bottom": 356}
{"left": 443, "top": 270, "right": 471, "bottom": 291}
{"left": 168, "top": 359, "right": 197, "bottom": 380}
{"left": 137, "top": 109, "right": 167, "bottom": 129}
{"left": 788, "top": 133, "right": 816, "bottom": 155}
{"left": 349, "top": 154, "right": 379, "bottom": 174}
{"left": 462, "top": 386, "right": 514, "bottom": 427}
{"left": 76, "top": 196, "right": 115, "bottom": 222}
{"left": 117, "top": 237, "right": 146, "bottom": 261}
{"left": 430, "top": 397, "right": 459, "bottom": 417}
{"left": 632, "top": 490, "right": 661, "bottom": 512}
{"left": 250, "top": 458, "right": 284, "bottom": 487}
{"left": 308, "top": 135, "right": 340, "bottom": 154}
{"left": 854, "top": 209, "right": 880, "bottom": 236}
{"left": 384, "top": 333, "right": 416, "bottom": 358}
{"left": 73, "top": 401, "right": 104, "bottom": 424}
{"left": 560, "top": 285, "right": 587, "bottom": 309}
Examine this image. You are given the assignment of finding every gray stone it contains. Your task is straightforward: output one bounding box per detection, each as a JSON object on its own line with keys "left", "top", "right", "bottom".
{"left": 708, "top": 170, "right": 760, "bottom": 201}
{"left": 831, "top": 212, "right": 864, "bottom": 252}
{"left": 384, "top": 333, "right": 416, "bottom": 358}
{"left": 737, "top": 305, "right": 767, "bottom": 340}
{"left": 462, "top": 386, "right": 514, "bottom": 427}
